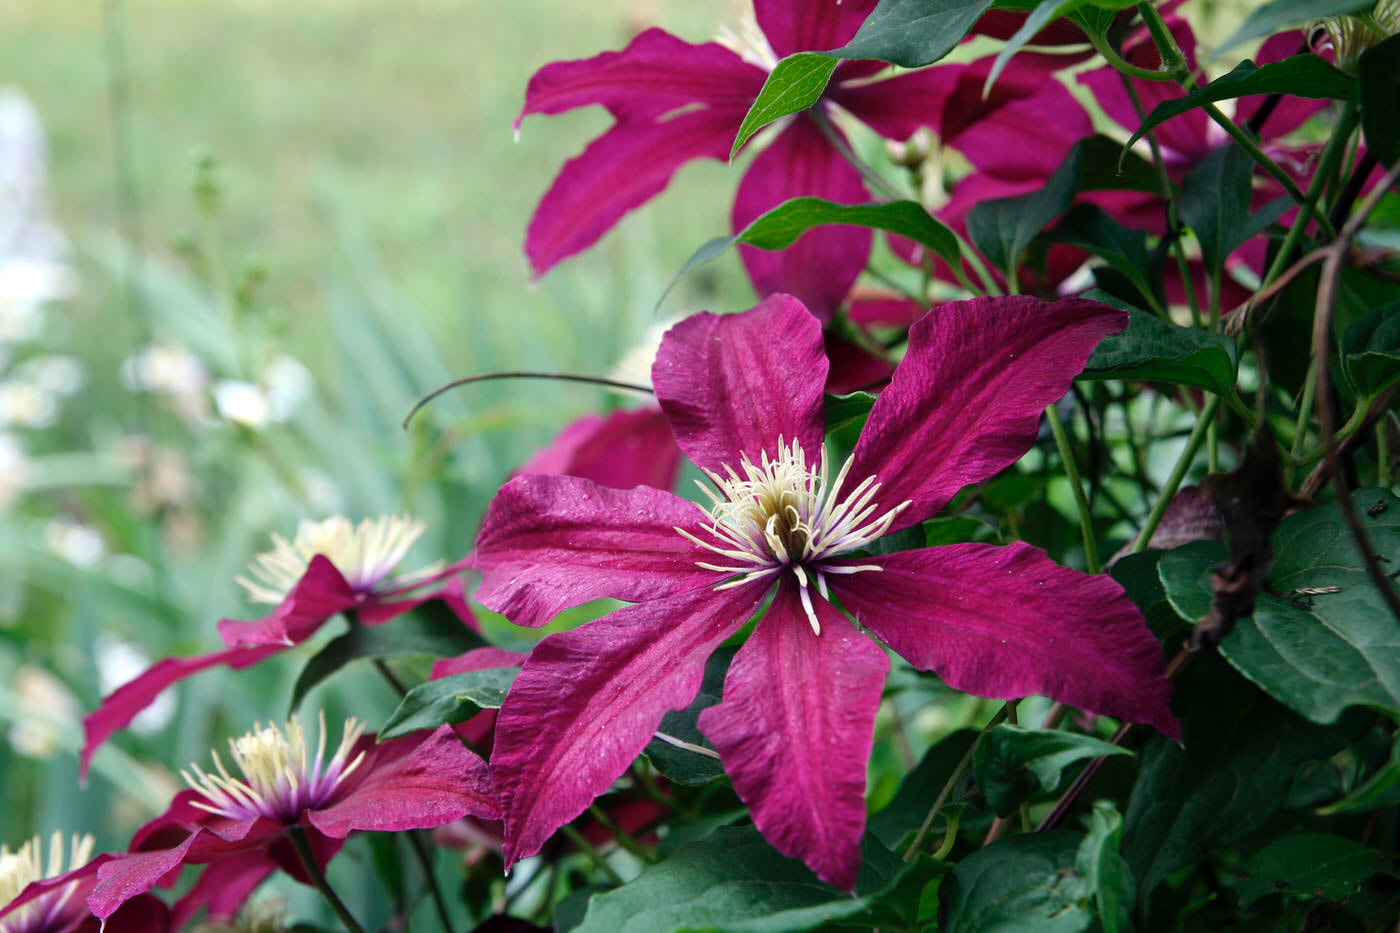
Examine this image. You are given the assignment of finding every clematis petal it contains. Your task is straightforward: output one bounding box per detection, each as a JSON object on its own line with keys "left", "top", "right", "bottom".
{"left": 828, "top": 64, "right": 959, "bottom": 144}
{"left": 492, "top": 583, "right": 766, "bottom": 866}
{"left": 81, "top": 644, "right": 284, "bottom": 779}
{"left": 526, "top": 105, "right": 747, "bottom": 276}
{"left": 474, "top": 474, "right": 716, "bottom": 626}
{"left": 521, "top": 406, "right": 683, "bottom": 492}
{"left": 357, "top": 573, "right": 476, "bottom": 626}
{"left": 517, "top": 28, "right": 764, "bottom": 125}
{"left": 308, "top": 726, "right": 498, "bottom": 838}
{"left": 652, "top": 294, "right": 828, "bottom": 473}
{"left": 216, "top": 554, "right": 357, "bottom": 648}
{"left": 830, "top": 544, "right": 1179, "bottom": 740}
{"left": 1236, "top": 31, "right": 1326, "bottom": 140}
{"left": 731, "top": 118, "right": 871, "bottom": 322}
{"left": 754, "top": 0, "right": 878, "bottom": 58}
{"left": 169, "top": 850, "right": 273, "bottom": 928}
{"left": 698, "top": 585, "right": 886, "bottom": 890}
{"left": 849, "top": 296, "right": 1125, "bottom": 527}
{"left": 89, "top": 836, "right": 198, "bottom": 920}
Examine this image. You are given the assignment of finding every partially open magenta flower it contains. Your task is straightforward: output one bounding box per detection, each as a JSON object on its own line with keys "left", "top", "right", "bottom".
{"left": 0, "top": 833, "right": 167, "bottom": 933}
{"left": 83, "top": 715, "right": 497, "bottom": 924}
{"left": 81, "top": 515, "right": 473, "bottom": 777}
{"left": 475, "top": 294, "right": 1178, "bottom": 888}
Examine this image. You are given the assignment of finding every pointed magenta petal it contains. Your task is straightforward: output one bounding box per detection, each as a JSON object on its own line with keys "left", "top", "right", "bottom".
{"left": 518, "top": 28, "right": 763, "bottom": 124}
{"left": 493, "top": 583, "right": 765, "bottom": 865}
{"left": 653, "top": 294, "right": 828, "bottom": 473}
{"left": 521, "top": 406, "right": 683, "bottom": 492}
{"left": 308, "top": 727, "right": 498, "bottom": 837}
{"left": 475, "top": 474, "right": 716, "bottom": 626}
{"left": 754, "top": 0, "right": 878, "bottom": 58}
{"left": 731, "top": 119, "right": 871, "bottom": 321}
{"left": 699, "top": 586, "right": 886, "bottom": 890}
{"left": 0, "top": 854, "right": 110, "bottom": 927}
{"left": 81, "top": 644, "right": 283, "bottom": 779}
{"left": 216, "top": 554, "right": 357, "bottom": 648}
{"left": 89, "top": 836, "right": 197, "bottom": 919}
{"left": 432, "top": 645, "right": 527, "bottom": 679}
{"left": 357, "top": 575, "right": 475, "bottom": 627}
{"left": 169, "top": 851, "right": 273, "bottom": 928}
{"left": 829, "top": 64, "right": 961, "bottom": 144}
{"left": 831, "top": 544, "right": 1180, "bottom": 740}
{"left": 526, "top": 105, "right": 745, "bottom": 276}
{"left": 849, "top": 296, "right": 1126, "bottom": 527}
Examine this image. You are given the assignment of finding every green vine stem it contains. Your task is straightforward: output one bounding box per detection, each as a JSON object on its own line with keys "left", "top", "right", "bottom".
{"left": 288, "top": 826, "right": 367, "bottom": 933}
{"left": 1046, "top": 403, "right": 1102, "bottom": 573}
{"left": 561, "top": 824, "right": 625, "bottom": 886}
{"left": 1130, "top": 395, "right": 1221, "bottom": 554}
{"left": 902, "top": 704, "right": 1011, "bottom": 861}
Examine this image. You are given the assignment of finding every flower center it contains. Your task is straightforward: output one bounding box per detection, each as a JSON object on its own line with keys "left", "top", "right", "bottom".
{"left": 182, "top": 714, "right": 366, "bottom": 823}
{"left": 0, "top": 832, "right": 95, "bottom": 933}
{"left": 236, "top": 514, "right": 439, "bottom": 604}
{"left": 678, "top": 438, "right": 909, "bottom": 635}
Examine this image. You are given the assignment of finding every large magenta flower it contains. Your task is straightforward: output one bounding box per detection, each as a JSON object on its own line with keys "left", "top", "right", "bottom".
{"left": 81, "top": 716, "right": 497, "bottom": 925}
{"left": 475, "top": 294, "right": 1178, "bottom": 888}
{"left": 520, "top": 0, "right": 970, "bottom": 319}
{"left": 81, "top": 515, "right": 473, "bottom": 777}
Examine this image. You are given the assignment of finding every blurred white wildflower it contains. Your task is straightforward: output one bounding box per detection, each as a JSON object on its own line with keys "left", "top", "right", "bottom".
{"left": 0, "top": 432, "right": 25, "bottom": 508}
{"left": 213, "top": 379, "right": 272, "bottom": 428}
{"left": 0, "top": 379, "right": 56, "bottom": 428}
{"left": 95, "top": 634, "right": 176, "bottom": 734}
{"left": 122, "top": 342, "right": 210, "bottom": 397}
{"left": 6, "top": 666, "right": 79, "bottom": 758}
{"left": 42, "top": 517, "right": 106, "bottom": 567}
{"left": 14, "top": 353, "right": 84, "bottom": 396}
{"left": 261, "top": 353, "right": 312, "bottom": 421}
{"left": 607, "top": 317, "right": 677, "bottom": 394}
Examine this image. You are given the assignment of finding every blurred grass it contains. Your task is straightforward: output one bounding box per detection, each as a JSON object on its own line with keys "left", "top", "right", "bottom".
{"left": 0, "top": 0, "right": 762, "bottom": 856}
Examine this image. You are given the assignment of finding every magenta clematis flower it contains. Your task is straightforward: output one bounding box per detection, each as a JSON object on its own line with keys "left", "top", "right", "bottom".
{"left": 0, "top": 834, "right": 168, "bottom": 933}
{"left": 80, "top": 715, "right": 497, "bottom": 925}
{"left": 81, "top": 515, "right": 473, "bottom": 778}
{"left": 474, "top": 294, "right": 1179, "bottom": 888}
{"left": 520, "top": 0, "right": 969, "bottom": 319}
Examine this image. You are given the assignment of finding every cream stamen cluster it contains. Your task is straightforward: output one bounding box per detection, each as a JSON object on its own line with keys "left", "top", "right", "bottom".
{"left": 678, "top": 438, "right": 909, "bottom": 634}
{"left": 182, "top": 714, "right": 366, "bottom": 823}
{"left": 0, "top": 832, "right": 94, "bottom": 933}
{"left": 236, "top": 514, "right": 439, "bottom": 604}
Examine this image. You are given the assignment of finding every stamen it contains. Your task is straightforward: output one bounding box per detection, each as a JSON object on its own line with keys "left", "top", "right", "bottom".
{"left": 0, "top": 831, "right": 95, "bottom": 929}
{"left": 236, "top": 515, "right": 439, "bottom": 603}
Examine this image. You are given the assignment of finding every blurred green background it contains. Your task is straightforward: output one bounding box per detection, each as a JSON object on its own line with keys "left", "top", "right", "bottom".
{"left": 0, "top": 0, "right": 754, "bottom": 881}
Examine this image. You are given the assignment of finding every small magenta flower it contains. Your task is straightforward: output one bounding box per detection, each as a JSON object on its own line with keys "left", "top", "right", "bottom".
{"left": 81, "top": 515, "right": 474, "bottom": 777}
{"left": 475, "top": 294, "right": 1179, "bottom": 888}
{"left": 84, "top": 715, "right": 498, "bottom": 925}
{"left": 0, "top": 833, "right": 168, "bottom": 933}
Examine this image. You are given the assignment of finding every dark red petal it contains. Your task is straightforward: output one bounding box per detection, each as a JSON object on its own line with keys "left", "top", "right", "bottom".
{"left": 652, "top": 294, "right": 828, "bottom": 473}
{"left": 830, "top": 64, "right": 960, "bottom": 143}
{"left": 830, "top": 544, "right": 1179, "bottom": 739}
{"left": 755, "top": 0, "right": 879, "bottom": 57}
{"left": 850, "top": 296, "right": 1126, "bottom": 527}
{"left": 474, "top": 474, "right": 716, "bottom": 626}
{"left": 216, "top": 554, "right": 357, "bottom": 648}
{"left": 699, "top": 585, "right": 886, "bottom": 889}
{"left": 169, "top": 851, "right": 273, "bottom": 928}
{"left": 731, "top": 118, "right": 871, "bottom": 322}
{"left": 520, "top": 406, "right": 683, "bottom": 492}
{"left": 492, "top": 583, "right": 765, "bottom": 865}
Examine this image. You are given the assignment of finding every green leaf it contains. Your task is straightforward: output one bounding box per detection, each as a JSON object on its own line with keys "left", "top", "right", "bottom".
{"left": 1049, "top": 204, "right": 1158, "bottom": 306}
{"left": 1236, "top": 834, "right": 1384, "bottom": 905}
{"left": 1360, "top": 35, "right": 1400, "bottom": 167}
{"left": 1340, "top": 298, "right": 1400, "bottom": 396}
{"left": 1319, "top": 731, "right": 1400, "bottom": 814}
{"left": 1081, "top": 296, "right": 1240, "bottom": 399}
{"left": 289, "top": 606, "right": 485, "bottom": 712}
{"left": 1123, "top": 654, "right": 1364, "bottom": 893}
{"left": 968, "top": 136, "right": 1158, "bottom": 275}
{"left": 829, "top": 0, "right": 998, "bottom": 67}
{"left": 1127, "top": 56, "right": 1359, "bottom": 149}
{"left": 1157, "top": 540, "right": 1225, "bottom": 625}
{"left": 1218, "top": 489, "right": 1400, "bottom": 724}
{"left": 870, "top": 730, "right": 979, "bottom": 849}
{"left": 663, "top": 199, "right": 958, "bottom": 308}
{"left": 985, "top": 0, "right": 1136, "bottom": 92}
{"left": 377, "top": 667, "right": 517, "bottom": 741}
{"left": 730, "top": 54, "right": 838, "bottom": 159}
{"left": 1216, "top": 0, "right": 1373, "bottom": 54}
{"left": 570, "top": 826, "right": 903, "bottom": 933}
{"left": 642, "top": 647, "right": 734, "bottom": 785}
{"left": 824, "top": 390, "right": 878, "bottom": 435}
{"left": 1179, "top": 143, "right": 1290, "bottom": 274}
{"left": 941, "top": 832, "right": 1094, "bottom": 933}
{"left": 1075, "top": 802, "right": 1135, "bottom": 933}
{"left": 974, "top": 725, "right": 1130, "bottom": 817}
{"left": 1111, "top": 549, "right": 1194, "bottom": 638}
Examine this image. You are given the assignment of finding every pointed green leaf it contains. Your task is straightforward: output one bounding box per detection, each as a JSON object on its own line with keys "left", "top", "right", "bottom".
{"left": 730, "top": 55, "right": 838, "bottom": 159}
{"left": 1179, "top": 144, "right": 1290, "bottom": 273}
{"left": 1076, "top": 802, "right": 1135, "bottom": 933}
{"left": 1340, "top": 298, "right": 1400, "bottom": 396}
{"left": 942, "top": 832, "right": 1094, "bottom": 933}
{"left": 377, "top": 666, "right": 517, "bottom": 741}
{"left": 1049, "top": 204, "right": 1158, "bottom": 304}
{"left": 1216, "top": 0, "right": 1373, "bottom": 54}
{"left": 985, "top": 0, "right": 1136, "bottom": 93}
{"left": 642, "top": 647, "right": 733, "bottom": 785}
{"left": 1081, "top": 295, "right": 1240, "bottom": 400}
{"left": 1236, "top": 834, "right": 1384, "bottom": 905}
{"left": 975, "top": 725, "right": 1130, "bottom": 817}
{"left": 1360, "top": 35, "right": 1400, "bottom": 167}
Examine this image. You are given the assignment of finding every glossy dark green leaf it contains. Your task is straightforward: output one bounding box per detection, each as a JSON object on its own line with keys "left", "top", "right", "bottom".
{"left": 1236, "top": 834, "right": 1384, "bottom": 905}
{"left": 1123, "top": 654, "right": 1363, "bottom": 893}
{"left": 1217, "top": 0, "right": 1373, "bottom": 54}
{"left": 377, "top": 666, "right": 516, "bottom": 741}
{"left": 985, "top": 0, "right": 1136, "bottom": 91}
{"left": 1218, "top": 490, "right": 1400, "bottom": 724}
{"left": 824, "top": 391, "right": 877, "bottom": 435}
{"left": 663, "top": 199, "right": 957, "bottom": 309}
{"left": 1340, "top": 299, "right": 1400, "bottom": 396}
{"left": 1081, "top": 294, "right": 1240, "bottom": 400}
{"left": 289, "top": 606, "right": 485, "bottom": 712}
{"left": 1319, "top": 731, "right": 1400, "bottom": 814}
{"left": 1111, "top": 549, "right": 1194, "bottom": 638}
{"left": 642, "top": 647, "right": 734, "bottom": 785}
{"left": 1127, "top": 56, "right": 1358, "bottom": 149}
{"left": 570, "top": 826, "right": 903, "bottom": 933}
{"left": 730, "top": 55, "right": 838, "bottom": 159}
{"left": 1360, "top": 35, "right": 1400, "bottom": 167}
{"left": 1075, "top": 802, "right": 1135, "bottom": 933}
{"left": 1179, "top": 144, "right": 1290, "bottom": 274}
{"left": 975, "top": 725, "right": 1130, "bottom": 817}
{"left": 831, "top": 0, "right": 998, "bottom": 66}
{"left": 968, "top": 137, "right": 1157, "bottom": 275}
{"left": 941, "top": 832, "right": 1093, "bottom": 933}
{"left": 1157, "top": 539, "right": 1225, "bottom": 626}
{"left": 1049, "top": 204, "right": 1157, "bottom": 304}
